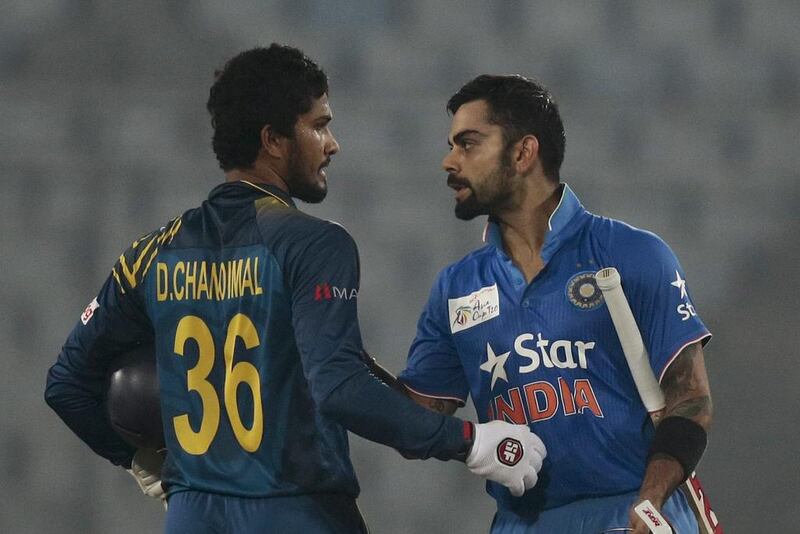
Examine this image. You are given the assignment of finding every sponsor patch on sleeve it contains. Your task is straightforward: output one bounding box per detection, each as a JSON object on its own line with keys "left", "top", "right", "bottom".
{"left": 80, "top": 298, "right": 100, "bottom": 325}
{"left": 448, "top": 284, "right": 500, "bottom": 334}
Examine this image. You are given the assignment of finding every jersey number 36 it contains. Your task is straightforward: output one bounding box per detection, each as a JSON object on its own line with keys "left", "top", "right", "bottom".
{"left": 173, "top": 313, "right": 263, "bottom": 455}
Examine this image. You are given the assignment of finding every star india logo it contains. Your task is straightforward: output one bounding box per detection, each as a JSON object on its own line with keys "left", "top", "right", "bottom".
{"left": 496, "top": 438, "right": 523, "bottom": 466}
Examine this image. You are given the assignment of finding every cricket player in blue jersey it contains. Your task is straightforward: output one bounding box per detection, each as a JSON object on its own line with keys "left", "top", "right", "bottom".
{"left": 44, "top": 49, "right": 548, "bottom": 533}
{"left": 390, "top": 75, "right": 714, "bottom": 533}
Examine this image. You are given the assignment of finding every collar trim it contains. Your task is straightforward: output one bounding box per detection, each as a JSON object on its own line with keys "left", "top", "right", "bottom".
{"left": 239, "top": 180, "right": 291, "bottom": 208}
{"left": 481, "top": 183, "right": 586, "bottom": 261}
{"left": 547, "top": 184, "right": 567, "bottom": 231}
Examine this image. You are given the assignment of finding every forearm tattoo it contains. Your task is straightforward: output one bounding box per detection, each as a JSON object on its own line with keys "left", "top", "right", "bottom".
{"left": 661, "top": 344, "right": 712, "bottom": 422}
{"left": 428, "top": 398, "right": 448, "bottom": 414}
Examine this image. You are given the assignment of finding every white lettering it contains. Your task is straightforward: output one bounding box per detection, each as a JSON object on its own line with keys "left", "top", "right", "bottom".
{"left": 574, "top": 341, "right": 595, "bottom": 369}
{"left": 536, "top": 333, "right": 554, "bottom": 368}
{"left": 506, "top": 333, "right": 597, "bottom": 373}
{"left": 549, "top": 340, "right": 576, "bottom": 369}
{"left": 677, "top": 303, "right": 696, "bottom": 321}
{"left": 515, "top": 334, "right": 540, "bottom": 373}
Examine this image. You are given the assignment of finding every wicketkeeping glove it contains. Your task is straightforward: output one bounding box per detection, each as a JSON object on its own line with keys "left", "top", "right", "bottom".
{"left": 127, "top": 448, "right": 167, "bottom": 506}
{"left": 466, "top": 420, "right": 546, "bottom": 497}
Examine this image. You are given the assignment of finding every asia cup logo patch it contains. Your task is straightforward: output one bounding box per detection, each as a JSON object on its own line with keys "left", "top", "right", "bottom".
{"left": 566, "top": 271, "right": 604, "bottom": 310}
{"left": 448, "top": 284, "right": 500, "bottom": 334}
{"left": 496, "top": 438, "right": 523, "bottom": 466}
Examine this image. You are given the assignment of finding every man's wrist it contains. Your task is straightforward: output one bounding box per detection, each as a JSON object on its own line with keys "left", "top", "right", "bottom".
{"left": 453, "top": 420, "right": 474, "bottom": 462}
{"left": 639, "top": 455, "right": 684, "bottom": 508}
{"left": 647, "top": 416, "right": 707, "bottom": 480}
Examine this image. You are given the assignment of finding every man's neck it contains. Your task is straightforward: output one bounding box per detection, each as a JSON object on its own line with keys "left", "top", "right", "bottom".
{"left": 495, "top": 180, "right": 562, "bottom": 282}
{"left": 225, "top": 163, "right": 290, "bottom": 195}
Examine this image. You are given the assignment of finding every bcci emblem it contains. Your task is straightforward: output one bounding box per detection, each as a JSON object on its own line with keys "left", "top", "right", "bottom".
{"left": 566, "top": 271, "right": 604, "bottom": 310}
{"left": 497, "top": 438, "right": 523, "bottom": 466}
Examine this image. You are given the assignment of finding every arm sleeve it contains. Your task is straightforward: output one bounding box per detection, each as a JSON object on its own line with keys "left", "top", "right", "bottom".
{"left": 287, "top": 223, "right": 467, "bottom": 460}
{"left": 398, "top": 269, "right": 469, "bottom": 404}
{"left": 45, "top": 237, "right": 156, "bottom": 467}
{"left": 616, "top": 230, "right": 712, "bottom": 381}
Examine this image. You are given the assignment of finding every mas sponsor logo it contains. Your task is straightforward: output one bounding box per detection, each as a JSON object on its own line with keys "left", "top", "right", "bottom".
{"left": 566, "top": 271, "right": 604, "bottom": 310}
{"left": 81, "top": 298, "right": 99, "bottom": 325}
{"left": 315, "top": 283, "right": 358, "bottom": 301}
{"left": 448, "top": 284, "right": 500, "bottom": 333}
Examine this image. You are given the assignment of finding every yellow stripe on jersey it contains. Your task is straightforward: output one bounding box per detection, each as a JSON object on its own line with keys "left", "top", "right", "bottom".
{"left": 111, "top": 268, "right": 125, "bottom": 294}
{"left": 114, "top": 216, "right": 183, "bottom": 292}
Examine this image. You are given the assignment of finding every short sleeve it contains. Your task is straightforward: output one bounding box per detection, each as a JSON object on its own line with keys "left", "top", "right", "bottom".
{"left": 616, "top": 229, "right": 711, "bottom": 381}
{"left": 399, "top": 270, "right": 469, "bottom": 405}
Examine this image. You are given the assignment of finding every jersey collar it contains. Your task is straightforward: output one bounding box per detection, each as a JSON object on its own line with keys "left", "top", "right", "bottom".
{"left": 209, "top": 180, "right": 297, "bottom": 208}
{"left": 482, "top": 183, "right": 587, "bottom": 263}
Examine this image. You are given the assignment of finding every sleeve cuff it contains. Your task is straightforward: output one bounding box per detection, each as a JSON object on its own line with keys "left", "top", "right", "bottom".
{"left": 658, "top": 331, "right": 712, "bottom": 383}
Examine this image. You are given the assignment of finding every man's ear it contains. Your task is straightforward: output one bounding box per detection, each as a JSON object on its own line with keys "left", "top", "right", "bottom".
{"left": 513, "top": 134, "right": 540, "bottom": 175}
{"left": 260, "top": 125, "right": 290, "bottom": 159}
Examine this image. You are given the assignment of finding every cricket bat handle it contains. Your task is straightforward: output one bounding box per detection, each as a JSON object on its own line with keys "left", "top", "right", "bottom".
{"left": 594, "top": 267, "right": 665, "bottom": 417}
{"left": 595, "top": 267, "right": 722, "bottom": 534}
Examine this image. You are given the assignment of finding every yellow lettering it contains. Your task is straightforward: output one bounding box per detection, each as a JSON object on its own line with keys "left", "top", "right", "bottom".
{"left": 173, "top": 262, "right": 185, "bottom": 300}
{"left": 159, "top": 257, "right": 268, "bottom": 302}
{"left": 212, "top": 263, "right": 226, "bottom": 300}
{"left": 197, "top": 262, "right": 210, "bottom": 300}
{"left": 253, "top": 256, "right": 263, "bottom": 295}
{"left": 185, "top": 261, "right": 197, "bottom": 300}
{"left": 228, "top": 259, "right": 242, "bottom": 299}
{"left": 241, "top": 258, "right": 254, "bottom": 296}
{"left": 157, "top": 263, "right": 169, "bottom": 301}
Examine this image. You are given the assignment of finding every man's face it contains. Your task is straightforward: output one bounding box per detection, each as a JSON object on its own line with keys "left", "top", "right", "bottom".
{"left": 285, "top": 94, "right": 339, "bottom": 203}
{"left": 442, "top": 100, "right": 516, "bottom": 220}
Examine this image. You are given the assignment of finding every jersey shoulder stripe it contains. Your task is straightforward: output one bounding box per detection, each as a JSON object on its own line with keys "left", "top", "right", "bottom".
{"left": 113, "top": 215, "right": 183, "bottom": 294}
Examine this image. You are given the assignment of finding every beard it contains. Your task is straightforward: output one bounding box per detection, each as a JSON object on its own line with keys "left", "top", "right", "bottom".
{"left": 453, "top": 152, "right": 516, "bottom": 220}
{"left": 285, "top": 143, "right": 328, "bottom": 204}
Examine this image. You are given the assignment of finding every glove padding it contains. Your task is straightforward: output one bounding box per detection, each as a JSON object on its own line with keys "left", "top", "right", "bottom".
{"left": 466, "top": 421, "right": 546, "bottom": 497}
{"left": 127, "top": 448, "right": 167, "bottom": 504}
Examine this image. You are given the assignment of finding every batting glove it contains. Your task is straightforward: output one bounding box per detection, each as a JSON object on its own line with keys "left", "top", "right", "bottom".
{"left": 466, "top": 421, "right": 546, "bottom": 497}
{"left": 127, "top": 448, "right": 167, "bottom": 505}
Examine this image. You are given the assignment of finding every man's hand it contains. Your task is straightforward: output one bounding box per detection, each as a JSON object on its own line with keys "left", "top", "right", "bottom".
{"left": 630, "top": 498, "right": 674, "bottom": 534}
{"left": 127, "top": 448, "right": 167, "bottom": 504}
{"left": 628, "top": 455, "right": 682, "bottom": 533}
{"left": 465, "top": 421, "right": 546, "bottom": 497}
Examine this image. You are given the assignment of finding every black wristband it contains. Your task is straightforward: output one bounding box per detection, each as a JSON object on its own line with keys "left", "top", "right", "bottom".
{"left": 647, "top": 416, "right": 707, "bottom": 480}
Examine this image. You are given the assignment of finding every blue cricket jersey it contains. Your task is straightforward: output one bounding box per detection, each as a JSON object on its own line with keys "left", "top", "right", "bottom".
{"left": 46, "top": 180, "right": 467, "bottom": 499}
{"left": 399, "top": 184, "right": 711, "bottom": 518}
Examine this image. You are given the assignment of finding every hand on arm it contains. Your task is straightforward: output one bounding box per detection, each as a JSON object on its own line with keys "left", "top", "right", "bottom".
{"left": 630, "top": 341, "right": 712, "bottom": 533}
{"left": 404, "top": 388, "right": 459, "bottom": 416}
{"left": 361, "top": 351, "right": 546, "bottom": 495}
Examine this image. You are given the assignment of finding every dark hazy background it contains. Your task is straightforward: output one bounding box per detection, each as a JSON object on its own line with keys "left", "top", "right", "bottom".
{"left": 1, "top": 1, "right": 797, "bottom": 532}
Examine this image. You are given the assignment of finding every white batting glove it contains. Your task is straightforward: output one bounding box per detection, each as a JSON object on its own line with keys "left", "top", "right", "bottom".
{"left": 466, "top": 421, "right": 546, "bottom": 497}
{"left": 127, "top": 448, "right": 167, "bottom": 505}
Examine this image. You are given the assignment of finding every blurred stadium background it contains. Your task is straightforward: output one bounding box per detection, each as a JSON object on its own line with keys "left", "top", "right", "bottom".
{"left": 1, "top": 1, "right": 798, "bottom": 532}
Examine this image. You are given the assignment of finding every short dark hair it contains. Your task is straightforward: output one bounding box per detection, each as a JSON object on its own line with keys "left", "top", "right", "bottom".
{"left": 447, "top": 75, "right": 565, "bottom": 181}
{"left": 207, "top": 44, "right": 328, "bottom": 171}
